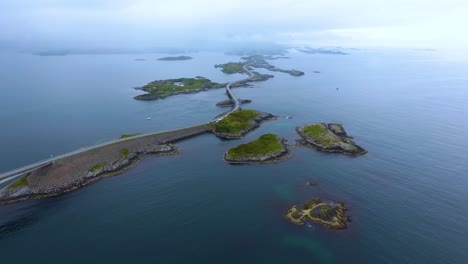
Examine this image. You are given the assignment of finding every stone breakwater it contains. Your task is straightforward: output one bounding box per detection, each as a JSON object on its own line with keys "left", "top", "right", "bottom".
{"left": 0, "top": 124, "right": 210, "bottom": 205}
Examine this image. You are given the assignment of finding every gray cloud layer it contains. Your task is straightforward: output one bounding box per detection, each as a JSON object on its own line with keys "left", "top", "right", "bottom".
{"left": 2, "top": 0, "right": 468, "bottom": 51}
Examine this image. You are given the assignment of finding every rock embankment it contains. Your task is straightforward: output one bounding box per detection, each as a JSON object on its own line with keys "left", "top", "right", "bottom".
{"left": 0, "top": 144, "right": 181, "bottom": 205}
{"left": 0, "top": 124, "right": 211, "bottom": 206}
{"left": 0, "top": 144, "right": 180, "bottom": 205}
{"left": 296, "top": 123, "right": 367, "bottom": 156}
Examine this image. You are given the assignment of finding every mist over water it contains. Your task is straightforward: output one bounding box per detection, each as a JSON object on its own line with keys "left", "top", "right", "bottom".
{"left": 0, "top": 49, "right": 467, "bottom": 263}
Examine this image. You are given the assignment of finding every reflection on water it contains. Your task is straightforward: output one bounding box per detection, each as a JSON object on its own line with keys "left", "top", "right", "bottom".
{"left": 283, "top": 235, "right": 333, "bottom": 263}
{"left": 0, "top": 215, "right": 39, "bottom": 240}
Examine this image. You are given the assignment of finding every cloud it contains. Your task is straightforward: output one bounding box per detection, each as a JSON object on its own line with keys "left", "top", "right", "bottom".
{"left": 1, "top": 0, "right": 468, "bottom": 50}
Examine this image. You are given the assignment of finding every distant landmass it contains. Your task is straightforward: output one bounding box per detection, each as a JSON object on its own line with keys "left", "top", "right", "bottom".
{"left": 33, "top": 50, "right": 69, "bottom": 56}
{"left": 157, "top": 56, "right": 193, "bottom": 61}
{"left": 297, "top": 47, "right": 348, "bottom": 55}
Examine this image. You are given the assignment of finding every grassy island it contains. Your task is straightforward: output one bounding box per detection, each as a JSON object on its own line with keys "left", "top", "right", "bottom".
{"left": 297, "top": 123, "right": 367, "bottom": 156}
{"left": 228, "top": 134, "right": 282, "bottom": 158}
{"left": 212, "top": 109, "right": 259, "bottom": 134}
{"left": 215, "top": 62, "right": 246, "bottom": 74}
{"left": 302, "top": 124, "right": 340, "bottom": 147}
{"left": 135, "top": 77, "right": 221, "bottom": 100}
{"left": 225, "top": 134, "right": 290, "bottom": 163}
{"left": 285, "top": 198, "right": 349, "bottom": 229}
{"left": 157, "top": 56, "right": 192, "bottom": 61}
{"left": 212, "top": 109, "right": 275, "bottom": 139}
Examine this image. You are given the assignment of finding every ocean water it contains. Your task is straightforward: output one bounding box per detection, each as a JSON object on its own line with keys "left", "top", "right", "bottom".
{"left": 0, "top": 49, "right": 467, "bottom": 263}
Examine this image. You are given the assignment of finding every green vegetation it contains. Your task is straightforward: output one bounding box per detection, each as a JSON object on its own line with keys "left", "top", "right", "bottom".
{"left": 303, "top": 124, "right": 340, "bottom": 147}
{"left": 89, "top": 163, "right": 106, "bottom": 173}
{"left": 121, "top": 149, "right": 130, "bottom": 158}
{"left": 135, "top": 77, "right": 220, "bottom": 100}
{"left": 320, "top": 206, "right": 331, "bottom": 217}
{"left": 7, "top": 176, "right": 29, "bottom": 189}
{"left": 213, "top": 109, "right": 259, "bottom": 134}
{"left": 227, "top": 134, "right": 283, "bottom": 158}
{"left": 216, "top": 62, "right": 245, "bottom": 74}
{"left": 157, "top": 56, "right": 192, "bottom": 61}
{"left": 120, "top": 133, "right": 139, "bottom": 139}
{"left": 303, "top": 198, "right": 323, "bottom": 209}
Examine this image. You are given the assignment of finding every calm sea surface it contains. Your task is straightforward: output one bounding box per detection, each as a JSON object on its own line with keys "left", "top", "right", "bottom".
{"left": 0, "top": 50, "right": 467, "bottom": 263}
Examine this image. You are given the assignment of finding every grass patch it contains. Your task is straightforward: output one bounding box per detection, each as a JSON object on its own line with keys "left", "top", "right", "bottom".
{"left": 216, "top": 62, "right": 245, "bottom": 74}
{"left": 303, "top": 124, "right": 339, "bottom": 147}
{"left": 228, "top": 134, "right": 283, "bottom": 158}
{"left": 213, "top": 109, "right": 259, "bottom": 134}
{"left": 136, "top": 77, "right": 219, "bottom": 99}
{"left": 121, "top": 149, "right": 130, "bottom": 158}
{"left": 89, "top": 163, "right": 106, "bottom": 173}
{"left": 120, "top": 133, "right": 139, "bottom": 139}
{"left": 320, "top": 207, "right": 331, "bottom": 217}
{"left": 7, "top": 176, "right": 29, "bottom": 189}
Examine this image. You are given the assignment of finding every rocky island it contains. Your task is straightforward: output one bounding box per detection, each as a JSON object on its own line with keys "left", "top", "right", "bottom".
{"left": 243, "top": 55, "right": 305, "bottom": 76}
{"left": 211, "top": 109, "right": 276, "bottom": 139}
{"left": 296, "top": 123, "right": 367, "bottom": 156}
{"left": 285, "top": 198, "right": 349, "bottom": 230}
{"left": 215, "top": 62, "right": 246, "bottom": 74}
{"left": 134, "top": 77, "right": 223, "bottom": 100}
{"left": 224, "top": 134, "right": 290, "bottom": 164}
{"left": 216, "top": 55, "right": 304, "bottom": 77}
{"left": 157, "top": 55, "right": 193, "bottom": 61}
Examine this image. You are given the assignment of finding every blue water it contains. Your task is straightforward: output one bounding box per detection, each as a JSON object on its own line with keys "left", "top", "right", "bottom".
{"left": 0, "top": 49, "right": 467, "bottom": 263}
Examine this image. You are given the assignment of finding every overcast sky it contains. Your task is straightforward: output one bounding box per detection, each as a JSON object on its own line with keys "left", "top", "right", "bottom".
{"left": 2, "top": 0, "right": 468, "bottom": 51}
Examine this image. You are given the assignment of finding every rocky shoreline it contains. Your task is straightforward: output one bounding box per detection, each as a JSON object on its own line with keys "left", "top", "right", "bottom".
{"left": 296, "top": 123, "right": 367, "bottom": 156}
{"left": 0, "top": 144, "right": 180, "bottom": 205}
{"left": 212, "top": 112, "right": 276, "bottom": 139}
{"left": 224, "top": 137, "right": 291, "bottom": 164}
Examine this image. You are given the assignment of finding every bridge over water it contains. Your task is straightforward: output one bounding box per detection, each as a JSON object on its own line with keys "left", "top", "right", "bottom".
{"left": 0, "top": 60, "right": 256, "bottom": 186}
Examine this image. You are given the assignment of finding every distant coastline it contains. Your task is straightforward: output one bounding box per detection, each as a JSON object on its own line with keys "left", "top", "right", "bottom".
{"left": 157, "top": 56, "right": 193, "bottom": 61}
